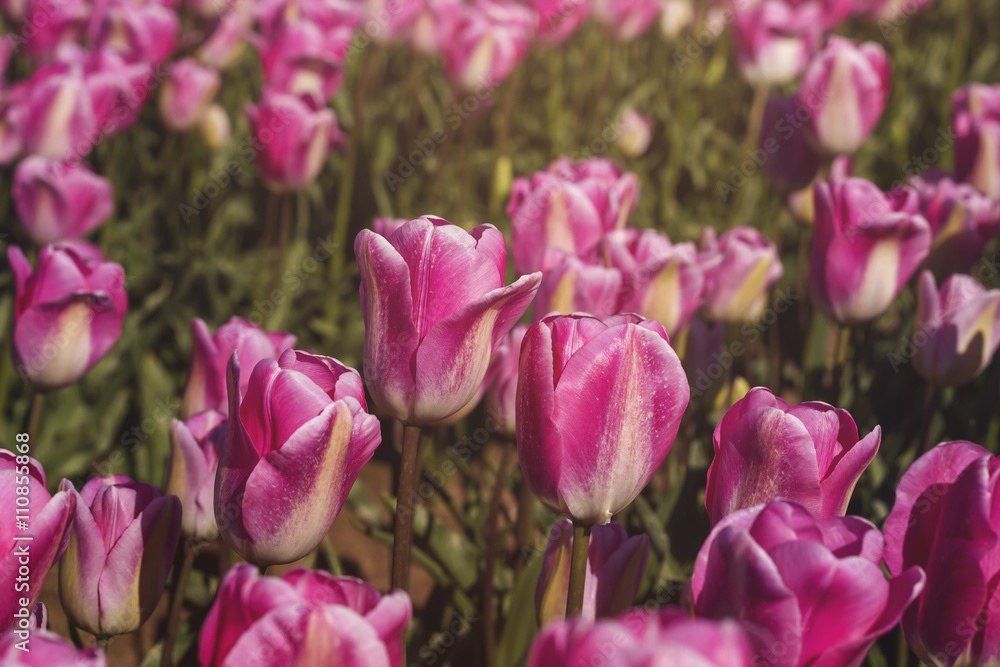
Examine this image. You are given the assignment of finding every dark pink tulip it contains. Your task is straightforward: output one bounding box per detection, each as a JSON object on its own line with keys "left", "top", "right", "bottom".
{"left": 8, "top": 245, "right": 127, "bottom": 391}
{"left": 58, "top": 475, "right": 181, "bottom": 637}
{"left": 532, "top": 251, "right": 626, "bottom": 322}
{"left": 13, "top": 157, "right": 114, "bottom": 245}
{"left": 88, "top": 0, "right": 178, "bottom": 67}
{"left": 19, "top": 62, "right": 96, "bottom": 160}
{"left": 198, "top": 7, "right": 254, "bottom": 70}
{"left": 216, "top": 349, "right": 381, "bottom": 566}
{"left": 531, "top": 0, "right": 589, "bottom": 45}
{"left": 0, "top": 451, "right": 74, "bottom": 633}
{"left": 689, "top": 500, "right": 925, "bottom": 667}
{"left": 517, "top": 313, "right": 689, "bottom": 525}
{"left": 913, "top": 271, "right": 1000, "bottom": 388}
{"left": 810, "top": 177, "right": 931, "bottom": 324}
{"left": 181, "top": 316, "right": 295, "bottom": 419}
{"left": 355, "top": 216, "right": 541, "bottom": 425}
{"left": 508, "top": 157, "right": 639, "bottom": 274}
{"left": 443, "top": 0, "right": 537, "bottom": 92}
{"left": 0, "top": 627, "right": 106, "bottom": 665}
{"left": 165, "top": 410, "right": 226, "bottom": 543}
{"left": 884, "top": 441, "right": 1000, "bottom": 666}
{"left": 485, "top": 324, "right": 527, "bottom": 438}
{"left": 371, "top": 217, "right": 408, "bottom": 237}
{"left": 698, "top": 226, "right": 783, "bottom": 324}
{"left": 536, "top": 519, "right": 649, "bottom": 625}
{"left": 705, "top": 387, "right": 881, "bottom": 525}
{"left": 592, "top": 0, "right": 660, "bottom": 40}
{"left": 408, "top": 0, "right": 463, "bottom": 54}
{"left": 159, "top": 58, "right": 220, "bottom": 131}
{"left": 21, "top": 0, "right": 89, "bottom": 59}
{"left": 528, "top": 607, "right": 753, "bottom": 666}
{"left": 199, "top": 564, "right": 411, "bottom": 667}
{"left": 80, "top": 48, "right": 154, "bottom": 138}
{"left": 730, "top": 0, "right": 823, "bottom": 87}
{"left": 255, "top": 18, "right": 352, "bottom": 104}
{"left": 953, "top": 83, "right": 1000, "bottom": 198}
{"left": 760, "top": 94, "right": 823, "bottom": 193}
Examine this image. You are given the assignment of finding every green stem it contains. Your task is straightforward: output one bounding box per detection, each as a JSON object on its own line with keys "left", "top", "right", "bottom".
{"left": 566, "top": 523, "right": 591, "bottom": 617}
{"left": 483, "top": 448, "right": 513, "bottom": 667}
{"left": 392, "top": 424, "right": 422, "bottom": 593}
{"left": 160, "top": 540, "right": 195, "bottom": 667}
{"left": 26, "top": 392, "right": 44, "bottom": 441}
{"left": 514, "top": 466, "right": 535, "bottom": 577}
{"left": 730, "top": 85, "right": 770, "bottom": 227}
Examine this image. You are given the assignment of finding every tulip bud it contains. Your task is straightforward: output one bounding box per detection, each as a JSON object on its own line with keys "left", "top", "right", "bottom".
{"left": 89, "top": 0, "right": 178, "bottom": 67}
{"left": 165, "top": 411, "right": 226, "bottom": 543}
{"left": 409, "top": 0, "right": 462, "bottom": 54}
{"left": 592, "top": 0, "right": 660, "bottom": 41}
{"left": 485, "top": 325, "right": 526, "bottom": 438}
{"left": 531, "top": 0, "right": 589, "bottom": 46}
{"left": 256, "top": 19, "right": 352, "bottom": 103}
{"left": 159, "top": 58, "right": 221, "bottom": 131}
{"left": 8, "top": 245, "right": 127, "bottom": 391}
{"left": 355, "top": 216, "right": 541, "bottom": 425}
{"left": 698, "top": 226, "right": 783, "bottom": 324}
{"left": 730, "top": 1, "right": 823, "bottom": 87}
{"left": 532, "top": 251, "right": 626, "bottom": 322}
{"left": 0, "top": 628, "right": 106, "bottom": 665}
{"left": 536, "top": 519, "right": 649, "bottom": 626}
{"left": 200, "top": 103, "right": 231, "bottom": 148}
{"left": 443, "top": 0, "right": 537, "bottom": 92}
{"left": 953, "top": 83, "right": 1000, "bottom": 199}
{"left": 616, "top": 109, "right": 653, "bottom": 158}
{"left": 13, "top": 157, "right": 114, "bottom": 245}
{"left": 59, "top": 476, "right": 181, "bottom": 637}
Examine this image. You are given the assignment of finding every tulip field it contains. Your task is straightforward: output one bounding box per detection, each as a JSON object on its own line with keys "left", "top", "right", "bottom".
{"left": 4, "top": 0, "right": 1000, "bottom": 665}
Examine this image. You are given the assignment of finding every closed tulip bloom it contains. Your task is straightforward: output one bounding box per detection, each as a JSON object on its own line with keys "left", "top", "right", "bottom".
{"left": 705, "top": 387, "right": 881, "bottom": 525}
{"left": 216, "top": 349, "right": 381, "bottom": 566}
{"left": 592, "top": 0, "right": 660, "bottom": 40}
{"left": 88, "top": 0, "right": 178, "bottom": 67}
{"left": 884, "top": 441, "right": 1000, "bottom": 666}
{"left": 409, "top": 0, "right": 462, "bottom": 54}
{"left": 536, "top": 519, "right": 649, "bottom": 626}
{"left": 159, "top": 58, "right": 221, "bottom": 131}
{"left": 517, "top": 313, "right": 689, "bottom": 525}
{"left": 698, "top": 226, "right": 783, "bottom": 324}
{"left": 21, "top": 0, "right": 89, "bottom": 59}
{"left": 199, "top": 564, "right": 412, "bottom": 667}
{"left": 616, "top": 109, "right": 653, "bottom": 158}
{"left": 443, "top": 0, "right": 537, "bottom": 92}
{"left": 485, "top": 325, "right": 527, "bottom": 438}
{"left": 355, "top": 216, "right": 541, "bottom": 425}
{"left": 256, "top": 19, "right": 353, "bottom": 103}
{"left": 13, "top": 157, "right": 114, "bottom": 245}
{"left": 531, "top": 0, "right": 589, "bottom": 45}
{"left": 82, "top": 48, "right": 154, "bottom": 138}
{"left": 953, "top": 83, "right": 1000, "bottom": 198}
{"left": 810, "top": 178, "right": 931, "bottom": 324}
{"left": 8, "top": 245, "right": 127, "bottom": 391}
{"left": 0, "top": 628, "right": 106, "bottom": 666}
{"left": 689, "top": 500, "right": 926, "bottom": 667}
{"left": 0, "top": 451, "right": 74, "bottom": 633}
{"left": 730, "top": 0, "right": 823, "bottom": 87}
{"left": 20, "top": 63, "right": 95, "bottom": 160}
{"left": 165, "top": 411, "right": 226, "bottom": 543}
{"left": 532, "top": 251, "right": 626, "bottom": 322}
{"left": 59, "top": 475, "right": 181, "bottom": 638}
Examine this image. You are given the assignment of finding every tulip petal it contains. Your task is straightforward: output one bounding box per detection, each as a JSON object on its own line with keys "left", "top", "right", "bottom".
{"left": 59, "top": 486, "right": 108, "bottom": 636}
{"left": 819, "top": 425, "right": 880, "bottom": 517}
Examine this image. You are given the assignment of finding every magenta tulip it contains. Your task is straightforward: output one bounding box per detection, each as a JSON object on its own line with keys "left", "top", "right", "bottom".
{"left": 165, "top": 410, "right": 226, "bottom": 543}
{"left": 485, "top": 324, "right": 527, "bottom": 438}
{"left": 59, "top": 475, "right": 181, "bottom": 637}
{"left": 517, "top": 313, "right": 689, "bottom": 525}
{"left": 81, "top": 48, "right": 154, "bottom": 139}
{"left": 531, "top": 0, "right": 589, "bottom": 45}
{"left": 408, "top": 0, "right": 463, "bottom": 54}
{"left": 689, "top": 500, "right": 926, "bottom": 667}
{"left": 21, "top": 0, "right": 89, "bottom": 59}
{"left": 536, "top": 519, "right": 649, "bottom": 625}
{"left": 953, "top": 83, "right": 1000, "bottom": 198}
{"left": 0, "top": 451, "right": 74, "bottom": 633}
{"left": 532, "top": 251, "right": 626, "bottom": 321}
{"left": 13, "top": 157, "right": 114, "bottom": 245}
{"left": 159, "top": 58, "right": 221, "bottom": 131}
{"left": 255, "top": 18, "right": 353, "bottom": 104}
{"left": 198, "top": 7, "right": 253, "bottom": 69}
{"left": 216, "top": 349, "right": 381, "bottom": 566}
{"left": 698, "top": 226, "right": 783, "bottom": 324}
{"left": 591, "top": 0, "right": 660, "bottom": 40}
{"left": 19, "top": 62, "right": 95, "bottom": 161}
{"left": 0, "top": 627, "right": 106, "bottom": 665}
{"left": 199, "top": 564, "right": 411, "bottom": 667}
{"left": 705, "top": 387, "right": 881, "bottom": 525}
{"left": 810, "top": 177, "right": 931, "bottom": 324}
{"left": 88, "top": 0, "right": 178, "bottom": 67}
{"left": 443, "top": 0, "right": 537, "bottom": 91}
{"left": 884, "top": 441, "right": 1000, "bottom": 666}
{"left": 729, "top": 1, "right": 823, "bottom": 87}
{"left": 8, "top": 245, "right": 127, "bottom": 391}
{"left": 355, "top": 216, "right": 541, "bottom": 425}
{"left": 372, "top": 217, "right": 408, "bottom": 237}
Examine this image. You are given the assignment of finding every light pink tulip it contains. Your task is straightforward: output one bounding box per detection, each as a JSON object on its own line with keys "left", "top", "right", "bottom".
{"left": 159, "top": 58, "right": 221, "bottom": 131}
{"left": 408, "top": 0, "right": 463, "bottom": 54}
{"left": 730, "top": 0, "right": 824, "bottom": 87}
{"left": 485, "top": 324, "right": 527, "bottom": 438}
{"left": 698, "top": 226, "right": 783, "bottom": 324}
{"left": 531, "top": 0, "right": 589, "bottom": 45}
{"left": 532, "top": 251, "right": 626, "bottom": 322}
{"left": 79, "top": 47, "right": 154, "bottom": 139}
{"left": 0, "top": 627, "right": 106, "bottom": 665}
{"left": 592, "top": 0, "right": 661, "bottom": 40}
{"left": 616, "top": 109, "right": 653, "bottom": 158}
{"left": 198, "top": 6, "right": 253, "bottom": 69}
{"left": 165, "top": 410, "right": 227, "bottom": 543}
{"left": 953, "top": 83, "right": 1000, "bottom": 199}
{"left": 13, "top": 157, "right": 114, "bottom": 245}
{"left": 443, "top": 0, "right": 537, "bottom": 92}
{"left": 88, "top": 0, "right": 178, "bottom": 67}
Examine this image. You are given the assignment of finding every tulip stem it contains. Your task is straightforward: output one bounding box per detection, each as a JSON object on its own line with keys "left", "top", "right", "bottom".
{"left": 483, "top": 447, "right": 513, "bottom": 667}
{"left": 566, "top": 523, "right": 591, "bottom": 617}
{"left": 730, "top": 85, "right": 770, "bottom": 227}
{"left": 917, "top": 383, "right": 940, "bottom": 455}
{"left": 514, "top": 468, "right": 536, "bottom": 577}
{"left": 160, "top": 540, "right": 195, "bottom": 667}
{"left": 26, "top": 392, "right": 44, "bottom": 440}
{"left": 392, "top": 424, "right": 422, "bottom": 593}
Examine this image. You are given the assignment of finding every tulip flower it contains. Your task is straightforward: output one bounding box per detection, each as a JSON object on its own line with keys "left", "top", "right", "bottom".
{"left": 8, "top": 245, "right": 127, "bottom": 391}
{"left": 165, "top": 411, "right": 226, "bottom": 543}
{"left": 527, "top": 607, "right": 753, "bottom": 666}
{"left": 21, "top": 0, "right": 89, "bottom": 60}
{"left": 799, "top": 37, "right": 890, "bottom": 156}
{"left": 364, "top": 0, "right": 424, "bottom": 44}
{"left": 0, "top": 628, "right": 106, "bottom": 665}
{"left": 485, "top": 325, "right": 527, "bottom": 438}
{"left": 884, "top": 441, "right": 1000, "bottom": 667}
{"left": 705, "top": 387, "right": 881, "bottom": 525}
{"left": 255, "top": 18, "right": 353, "bottom": 104}
{"left": 245, "top": 91, "right": 344, "bottom": 192}
{"left": 159, "top": 58, "right": 221, "bottom": 131}
{"left": 13, "top": 157, "right": 114, "bottom": 245}
{"left": 531, "top": 0, "right": 589, "bottom": 46}
{"left": 953, "top": 83, "right": 1000, "bottom": 198}
{"left": 517, "top": 313, "right": 689, "bottom": 525}
{"left": 810, "top": 177, "right": 931, "bottom": 324}
{"left": 659, "top": 0, "right": 694, "bottom": 40}
{"left": 698, "top": 226, "right": 783, "bottom": 324}
{"left": 443, "top": 0, "right": 537, "bottom": 92}
{"left": 601, "top": 228, "right": 705, "bottom": 336}
{"left": 201, "top": 103, "right": 231, "bottom": 148}
{"left": 616, "top": 109, "right": 653, "bottom": 158}
{"left": 216, "top": 349, "right": 381, "bottom": 566}
{"left": 89, "top": 0, "right": 179, "bottom": 67}
{"left": 355, "top": 216, "right": 541, "bottom": 425}
{"left": 198, "top": 7, "right": 252, "bottom": 69}
{"left": 59, "top": 475, "right": 181, "bottom": 637}
{"left": 591, "top": 0, "right": 660, "bottom": 40}
{"left": 532, "top": 251, "right": 626, "bottom": 322}
{"left": 199, "top": 564, "right": 412, "bottom": 667}
{"left": 729, "top": 1, "right": 823, "bottom": 87}
{"left": 536, "top": 519, "right": 649, "bottom": 625}
{"left": 81, "top": 48, "right": 154, "bottom": 138}
{"left": 409, "top": 0, "right": 463, "bottom": 54}
{"left": 372, "top": 217, "right": 408, "bottom": 237}
{"left": 19, "top": 62, "right": 95, "bottom": 161}
{"left": 0, "top": 451, "right": 74, "bottom": 633}
{"left": 508, "top": 157, "right": 639, "bottom": 274}
{"left": 689, "top": 500, "right": 926, "bottom": 667}
{"left": 759, "top": 93, "right": 823, "bottom": 193}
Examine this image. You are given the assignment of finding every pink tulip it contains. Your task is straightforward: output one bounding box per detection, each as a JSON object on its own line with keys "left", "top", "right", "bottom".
{"left": 21, "top": 0, "right": 89, "bottom": 59}
{"left": 689, "top": 500, "right": 926, "bottom": 667}
{"left": 0, "top": 627, "right": 106, "bottom": 665}
{"left": 79, "top": 48, "right": 154, "bottom": 139}
{"left": 198, "top": 7, "right": 253, "bottom": 69}
{"left": 0, "top": 0, "right": 25, "bottom": 20}
{"left": 408, "top": 0, "right": 463, "bottom": 54}
{"left": 698, "top": 226, "right": 783, "bottom": 324}
{"left": 884, "top": 441, "right": 1000, "bottom": 666}
{"left": 216, "top": 349, "right": 381, "bottom": 566}
{"left": 199, "top": 563, "right": 411, "bottom": 667}
{"left": 88, "top": 0, "right": 179, "bottom": 67}
{"left": 508, "top": 157, "right": 639, "bottom": 274}
{"left": 59, "top": 475, "right": 181, "bottom": 637}
{"left": 532, "top": 251, "right": 626, "bottom": 321}
{"left": 591, "top": 0, "right": 660, "bottom": 40}
{"left": 159, "top": 58, "right": 221, "bottom": 131}
{"left": 13, "top": 157, "right": 114, "bottom": 245}
{"left": 912, "top": 271, "right": 1000, "bottom": 387}
{"left": 245, "top": 91, "right": 344, "bottom": 192}
{"left": 485, "top": 324, "right": 527, "bottom": 438}
{"left": 810, "top": 177, "right": 931, "bottom": 324}
{"left": 8, "top": 245, "right": 127, "bottom": 391}
{"left": 201, "top": 103, "right": 231, "bottom": 148}
{"left": 443, "top": 0, "right": 537, "bottom": 92}
{"left": 355, "top": 216, "right": 541, "bottom": 425}
{"left": 19, "top": 62, "right": 95, "bottom": 161}
{"left": 165, "top": 410, "right": 226, "bottom": 543}
{"left": 705, "top": 387, "right": 881, "bottom": 525}
{"left": 372, "top": 217, "right": 408, "bottom": 237}
{"left": 531, "top": 0, "right": 589, "bottom": 45}
{"left": 527, "top": 607, "right": 753, "bottom": 666}
{"left": 616, "top": 109, "right": 653, "bottom": 158}
{"left": 729, "top": 0, "right": 824, "bottom": 87}
{"left": 0, "top": 451, "right": 74, "bottom": 634}
{"left": 760, "top": 93, "right": 823, "bottom": 192}
{"left": 517, "top": 313, "right": 689, "bottom": 525}
{"left": 953, "top": 83, "right": 1000, "bottom": 198}
{"left": 255, "top": 18, "right": 353, "bottom": 104}
{"left": 536, "top": 519, "right": 649, "bottom": 625}
{"left": 363, "top": 0, "right": 424, "bottom": 44}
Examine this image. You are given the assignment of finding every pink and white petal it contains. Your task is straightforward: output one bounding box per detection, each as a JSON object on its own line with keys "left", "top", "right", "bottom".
{"left": 819, "top": 425, "right": 880, "bottom": 518}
